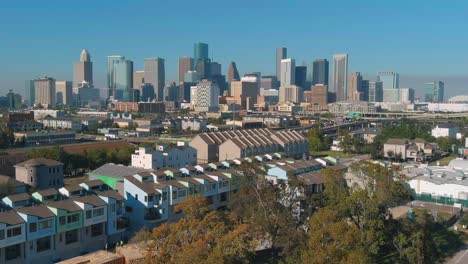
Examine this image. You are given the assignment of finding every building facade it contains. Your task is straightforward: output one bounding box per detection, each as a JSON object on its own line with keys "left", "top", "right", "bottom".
{"left": 144, "top": 58, "right": 165, "bottom": 101}
{"left": 34, "top": 77, "right": 56, "bottom": 108}
{"left": 377, "top": 72, "right": 399, "bottom": 89}
{"left": 276, "top": 47, "right": 287, "bottom": 81}
{"left": 55, "top": 81, "right": 73, "bottom": 106}
{"left": 332, "top": 54, "right": 348, "bottom": 102}
{"left": 312, "top": 59, "right": 329, "bottom": 85}
{"left": 280, "top": 58, "right": 295, "bottom": 87}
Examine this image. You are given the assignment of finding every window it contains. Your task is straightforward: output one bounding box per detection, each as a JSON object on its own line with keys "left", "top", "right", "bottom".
{"left": 29, "top": 223, "right": 37, "bottom": 233}
{"left": 0, "top": 230, "right": 4, "bottom": 240}
{"left": 31, "top": 176, "right": 33, "bottom": 182}
{"left": 67, "top": 214, "right": 79, "bottom": 223}
{"left": 93, "top": 208, "right": 104, "bottom": 217}
{"left": 111, "top": 204, "right": 116, "bottom": 213}
{"left": 162, "top": 192, "right": 167, "bottom": 201}
{"left": 125, "top": 206, "right": 132, "bottom": 212}
{"left": 148, "top": 195, "right": 154, "bottom": 202}
{"left": 59, "top": 216, "right": 66, "bottom": 225}
{"left": 5, "top": 244, "right": 20, "bottom": 260}
{"left": 144, "top": 196, "right": 147, "bottom": 202}
{"left": 172, "top": 190, "right": 178, "bottom": 200}
{"left": 179, "top": 190, "right": 186, "bottom": 197}
{"left": 86, "top": 210, "right": 92, "bottom": 219}
{"left": 36, "top": 236, "right": 51, "bottom": 252}
{"left": 7, "top": 227, "right": 21, "bottom": 237}
{"left": 135, "top": 194, "right": 138, "bottom": 201}
{"left": 39, "top": 220, "right": 52, "bottom": 230}
{"left": 65, "top": 229, "right": 78, "bottom": 244}
{"left": 91, "top": 223, "right": 104, "bottom": 237}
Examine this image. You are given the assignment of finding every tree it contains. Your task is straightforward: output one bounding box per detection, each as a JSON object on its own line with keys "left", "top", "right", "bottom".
{"left": 132, "top": 196, "right": 256, "bottom": 264}
{"left": 339, "top": 130, "right": 354, "bottom": 154}
{"left": 301, "top": 208, "right": 370, "bottom": 264}
{"left": 229, "top": 163, "right": 307, "bottom": 260}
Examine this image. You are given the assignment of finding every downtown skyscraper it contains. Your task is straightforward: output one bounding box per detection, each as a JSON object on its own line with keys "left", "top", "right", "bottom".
{"left": 144, "top": 58, "right": 165, "bottom": 101}
{"left": 332, "top": 54, "right": 348, "bottom": 102}
{"left": 280, "top": 58, "right": 295, "bottom": 87}
{"left": 425, "top": 81, "right": 445, "bottom": 102}
{"left": 193, "top": 42, "right": 210, "bottom": 79}
{"left": 276, "top": 47, "right": 287, "bottom": 82}
{"left": 73, "top": 49, "right": 93, "bottom": 93}
{"left": 312, "top": 59, "right": 329, "bottom": 85}
{"left": 377, "top": 72, "right": 399, "bottom": 89}
{"left": 178, "top": 57, "right": 193, "bottom": 83}
{"left": 107, "top": 56, "right": 134, "bottom": 101}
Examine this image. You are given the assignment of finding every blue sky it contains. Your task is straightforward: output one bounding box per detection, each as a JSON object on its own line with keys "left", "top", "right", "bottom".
{"left": 1, "top": 0, "right": 468, "bottom": 98}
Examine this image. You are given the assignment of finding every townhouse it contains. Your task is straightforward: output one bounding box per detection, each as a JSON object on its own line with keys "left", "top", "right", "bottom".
{"left": 131, "top": 144, "right": 197, "bottom": 170}
{"left": 190, "top": 128, "right": 309, "bottom": 163}
{"left": 0, "top": 181, "right": 128, "bottom": 263}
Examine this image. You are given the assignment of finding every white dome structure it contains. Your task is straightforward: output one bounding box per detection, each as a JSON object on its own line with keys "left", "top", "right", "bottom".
{"left": 448, "top": 95, "right": 468, "bottom": 103}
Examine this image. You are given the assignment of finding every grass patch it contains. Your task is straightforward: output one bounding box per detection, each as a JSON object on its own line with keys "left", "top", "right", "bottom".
{"left": 430, "top": 154, "right": 456, "bottom": 166}
{"left": 310, "top": 150, "right": 357, "bottom": 158}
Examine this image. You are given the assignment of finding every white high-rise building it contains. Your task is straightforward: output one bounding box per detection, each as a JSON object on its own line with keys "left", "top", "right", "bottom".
{"left": 192, "top": 80, "right": 219, "bottom": 112}
{"left": 279, "top": 85, "right": 302, "bottom": 104}
{"left": 280, "top": 58, "right": 295, "bottom": 87}
{"left": 333, "top": 54, "right": 348, "bottom": 102}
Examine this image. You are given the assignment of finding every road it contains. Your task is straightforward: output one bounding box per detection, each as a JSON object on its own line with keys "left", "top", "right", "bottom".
{"left": 446, "top": 245, "right": 468, "bottom": 264}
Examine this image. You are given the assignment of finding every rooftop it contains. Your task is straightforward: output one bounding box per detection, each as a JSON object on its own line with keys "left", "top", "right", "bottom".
{"left": 15, "top": 158, "right": 63, "bottom": 167}
{"left": 0, "top": 210, "right": 25, "bottom": 225}
{"left": 15, "top": 204, "right": 55, "bottom": 218}
{"left": 47, "top": 199, "right": 82, "bottom": 212}
{"left": 89, "top": 163, "right": 153, "bottom": 179}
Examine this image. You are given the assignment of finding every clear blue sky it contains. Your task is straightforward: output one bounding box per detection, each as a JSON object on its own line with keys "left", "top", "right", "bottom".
{"left": 1, "top": 0, "right": 468, "bottom": 97}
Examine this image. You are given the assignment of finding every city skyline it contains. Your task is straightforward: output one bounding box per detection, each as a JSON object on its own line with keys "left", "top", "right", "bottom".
{"left": 1, "top": 1, "right": 468, "bottom": 97}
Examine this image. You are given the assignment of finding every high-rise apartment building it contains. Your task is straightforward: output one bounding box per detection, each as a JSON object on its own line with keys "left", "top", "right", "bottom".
{"left": 276, "top": 47, "right": 287, "bottom": 81}
{"left": 178, "top": 57, "right": 193, "bottom": 83}
{"left": 192, "top": 79, "right": 219, "bottom": 112}
{"left": 279, "top": 85, "right": 302, "bottom": 104}
{"left": 368, "top": 81, "right": 383, "bottom": 102}
{"left": 133, "top": 71, "right": 145, "bottom": 89}
{"left": 55, "top": 81, "right": 73, "bottom": 106}
{"left": 228, "top": 62, "right": 240, "bottom": 83}
{"left": 144, "top": 58, "right": 165, "bottom": 101}
{"left": 280, "top": 58, "right": 295, "bottom": 87}
{"left": 312, "top": 59, "right": 329, "bottom": 85}
{"left": 295, "top": 66, "right": 307, "bottom": 89}
{"left": 107, "top": 56, "right": 133, "bottom": 101}
{"left": 332, "top": 54, "right": 348, "bottom": 102}
{"left": 377, "top": 72, "right": 399, "bottom": 89}
{"left": 425, "top": 81, "right": 445, "bottom": 102}
{"left": 73, "top": 49, "right": 93, "bottom": 94}
{"left": 348, "top": 72, "right": 363, "bottom": 101}
{"left": 34, "top": 77, "right": 56, "bottom": 108}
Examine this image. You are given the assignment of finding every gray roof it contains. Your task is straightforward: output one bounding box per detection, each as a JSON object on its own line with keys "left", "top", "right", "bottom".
{"left": 448, "top": 159, "right": 468, "bottom": 171}
{"left": 47, "top": 199, "right": 82, "bottom": 212}
{"left": 96, "top": 190, "right": 124, "bottom": 201}
{"left": 15, "top": 158, "right": 63, "bottom": 167}
{"left": 89, "top": 163, "right": 153, "bottom": 179}
{"left": 74, "top": 195, "right": 106, "bottom": 207}
{"left": 0, "top": 210, "right": 25, "bottom": 225}
{"left": 34, "top": 188, "right": 58, "bottom": 197}
{"left": 5, "top": 193, "right": 31, "bottom": 202}
{"left": 15, "top": 204, "right": 55, "bottom": 219}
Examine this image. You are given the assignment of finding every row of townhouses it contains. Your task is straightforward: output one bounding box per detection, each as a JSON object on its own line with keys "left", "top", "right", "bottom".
{"left": 190, "top": 128, "right": 309, "bottom": 163}
{"left": 0, "top": 180, "right": 125, "bottom": 264}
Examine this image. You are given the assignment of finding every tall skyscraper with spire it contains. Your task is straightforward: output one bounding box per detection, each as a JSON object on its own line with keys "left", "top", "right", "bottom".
{"left": 73, "top": 49, "right": 93, "bottom": 93}
{"left": 332, "top": 54, "right": 348, "bottom": 102}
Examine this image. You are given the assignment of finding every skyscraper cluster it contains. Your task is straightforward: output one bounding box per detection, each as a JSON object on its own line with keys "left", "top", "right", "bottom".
{"left": 24, "top": 44, "right": 440, "bottom": 110}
